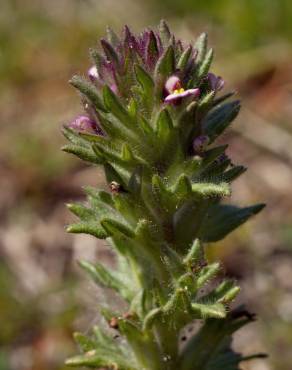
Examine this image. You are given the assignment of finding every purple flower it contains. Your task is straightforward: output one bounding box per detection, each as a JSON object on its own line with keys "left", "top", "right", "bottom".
{"left": 165, "top": 75, "right": 181, "bottom": 93}
{"left": 68, "top": 115, "right": 99, "bottom": 134}
{"left": 164, "top": 75, "right": 200, "bottom": 104}
{"left": 208, "top": 73, "right": 225, "bottom": 91}
{"left": 193, "top": 135, "right": 210, "bottom": 153}
{"left": 88, "top": 65, "right": 99, "bottom": 82}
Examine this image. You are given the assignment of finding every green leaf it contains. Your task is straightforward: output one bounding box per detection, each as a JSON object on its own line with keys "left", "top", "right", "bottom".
{"left": 163, "top": 287, "right": 193, "bottom": 320}
{"left": 67, "top": 203, "right": 95, "bottom": 220}
{"left": 197, "top": 90, "right": 215, "bottom": 116}
{"left": 84, "top": 187, "right": 114, "bottom": 207}
{"left": 78, "top": 131, "right": 105, "bottom": 143}
{"left": 200, "top": 203, "right": 265, "bottom": 242}
{"left": 134, "top": 64, "right": 154, "bottom": 95}
{"left": 183, "top": 239, "right": 205, "bottom": 267}
{"left": 90, "top": 196, "right": 115, "bottom": 216}
{"left": 194, "top": 32, "right": 208, "bottom": 65}
{"left": 73, "top": 332, "right": 96, "bottom": 352}
{"left": 62, "top": 127, "right": 88, "bottom": 146}
{"left": 177, "top": 100, "right": 199, "bottom": 145}
{"left": 195, "top": 262, "right": 221, "bottom": 288}
{"left": 127, "top": 98, "right": 138, "bottom": 118}
{"left": 66, "top": 188, "right": 122, "bottom": 240}
{"left": 111, "top": 162, "right": 134, "bottom": 187}
{"left": 191, "top": 302, "right": 226, "bottom": 319}
{"left": 212, "top": 91, "right": 236, "bottom": 107}
{"left": 173, "top": 199, "right": 209, "bottom": 250}
{"left": 203, "top": 101, "right": 241, "bottom": 142}
{"left": 116, "top": 318, "right": 162, "bottom": 368}
{"left": 91, "top": 325, "right": 135, "bottom": 361}
{"left": 106, "top": 26, "right": 120, "bottom": 46}
{"left": 103, "top": 85, "right": 132, "bottom": 126}
{"left": 159, "top": 19, "right": 171, "bottom": 46}
{"left": 152, "top": 174, "right": 176, "bottom": 214}
{"left": 163, "top": 244, "right": 186, "bottom": 278}
{"left": 101, "top": 218, "right": 135, "bottom": 238}
{"left": 191, "top": 182, "right": 231, "bottom": 199}
{"left": 155, "top": 110, "right": 182, "bottom": 165}
{"left": 146, "top": 31, "right": 159, "bottom": 67}
{"left": 143, "top": 307, "right": 162, "bottom": 330}
{"left": 199, "top": 280, "right": 240, "bottom": 306}
{"left": 66, "top": 222, "right": 108, "bottom": 239}
{"left": 62, "top": 144, "right": 102, "bottom": 164}
{"left": 101, "top": 39, "right": 119, "bottom": 68}
{"left": 179, "top": 313, "right": 252, "bottom": 370}
{"left": 79, "top": 260, "right": 133, "bottom": 301}
{"left": 69, "top": 75, "right": 106, "bottom": 112}
{"left": 92, "top": 326, "right": 117, "bottom": 348}
{"left": 154, "top": 45, "right": 175, "bottom": 79}
{"left": 217, "top": 283, "right": 240, "bottom": 304}
{"left": 128, "top": 166, "right": 143, "bottom": 195}
{"left": 104, "top": 163, "right": 129, "bottom": 189}
{"left": 95, "top": 111, "right": 122, "bottom": 139}
{"left": 167, "top": 156, "right": 202, "bottom": 185}
{"left": 177, "top": 45, "right": 193, "bottom": 70}
{"left": 196, "top": 48, "right": 214, "bottom": 81}
{"left": 138, "top": 116, "right": 154, "bottom": 137}
{"left": 121, "top": 143, "right": 135, "bottom": 162}
{"left": 156, "top": 108, "right": 173, "bottom": 140}
{"left": 113, "top": 193, "right": 138, "bottom": 225}
{"left": 221, "top": 165, "right": 247, "bottom": 182}
{"left": 172, "top": 174, "right": 192, "bottom": 200}
{"left": 89, "top": 49, "right": 104, "bottom": 74}
{"left": 100, "top": 306, "right": 120, "bottom": 322}
{"left": 200, "top": 158, "right": 231, "bottom": 181}
{"left": 134, "top": 219, "right": 161, "bottom": 245}
{"left": 92, "top": 137, "right": 137, "bottom": 167}
{"left": 201, "top": 145, "right": 228, "bottom": 169}
{"left": 65, "top": 350, "right": 132, "bottom": 369}
{"left": 130, "top": 289, "right": 147, "bottom": 318}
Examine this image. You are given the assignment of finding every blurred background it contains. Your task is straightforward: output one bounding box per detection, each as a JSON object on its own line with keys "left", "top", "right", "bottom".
{"left": 1, "top": 0, "right": 292, "bottom": 369}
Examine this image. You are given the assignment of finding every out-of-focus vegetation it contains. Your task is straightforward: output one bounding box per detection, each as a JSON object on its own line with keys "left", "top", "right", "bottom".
{"left": 153, "top": 0, "right": 292, "bottom": 47}
{"left": 1, "top": 1, "right": 292, "bottom": 369}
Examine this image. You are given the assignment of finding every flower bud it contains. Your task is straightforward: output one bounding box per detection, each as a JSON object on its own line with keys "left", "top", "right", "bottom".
{"left": 68, "top": 115, "right": 97, "bottom": 134}
{"left": 88, "top": 65, "right": 99, "bottom": 82}
{"left": 208, "top": 73, "right": 225, "bottom": 91}
{"left": 193, "top": 135, "right": 210, "bottom": 153}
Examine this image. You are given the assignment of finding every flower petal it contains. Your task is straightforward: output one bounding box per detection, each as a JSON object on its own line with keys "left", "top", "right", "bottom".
{"left": 165, "top": 75, "right": 181, "bottom": 94}
{"left": 88, "top": 66, "right": 99, "bottom": 82}
{"left": 165, "top": 88, "right": 200, "bottom": 103}
{"left": 179, "top": 88, "right": 200, "bottom": 98}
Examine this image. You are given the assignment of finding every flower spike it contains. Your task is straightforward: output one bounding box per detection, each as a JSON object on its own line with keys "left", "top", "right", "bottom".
{"left": 64, "top": 21, "right": 266, "bottom": 370}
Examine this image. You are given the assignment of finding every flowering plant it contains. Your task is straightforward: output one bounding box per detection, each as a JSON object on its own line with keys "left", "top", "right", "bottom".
{"left": 63, "top": 21, "right": 265, "bottom": 370}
